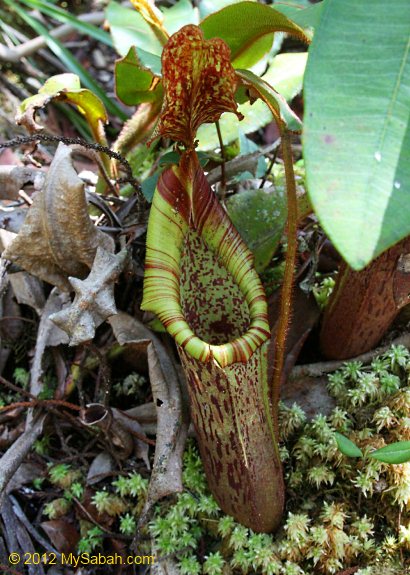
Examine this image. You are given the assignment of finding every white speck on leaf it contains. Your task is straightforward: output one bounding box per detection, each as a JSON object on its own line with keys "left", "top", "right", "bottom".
{"left": 374, "top": 151, "right": 382, "bottom": 162}
{"left": 394, "top": 181, "right": 401, "bottom": 189}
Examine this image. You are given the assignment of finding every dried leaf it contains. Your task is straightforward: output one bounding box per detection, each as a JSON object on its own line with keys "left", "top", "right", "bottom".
{"left": 81, "top": 403, "right": 148, "bottom": 463}
{"left": 0, "top": 230, "right": 46, "bottom": 314}
{"left": 0, "top": 166, "right": 45, "bottom": 200}
{"left": 150, "top": 24, "right": 242, "bottom": 147}
{"left": 3, "top": 144, "right": 114, "bottom": 292}
{"left": 50, "top": 248, "right": 127, "bottom": 345}
{"left": 87, "top": 453, "right": 114, "bottom": 485}
{"left": 109, "top": 313, "right": 188, "bottom": 515}
{"left": 29, "top": 289, "right": 70, "bottom": 403}
{"left": 40, "top": 520, "right": 79, "bottom": 554}
{"left": 112, "top": 408, "right": 150, "bottom": 469}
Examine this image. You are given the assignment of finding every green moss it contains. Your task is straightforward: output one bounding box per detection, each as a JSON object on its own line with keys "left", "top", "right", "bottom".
{"left": 145, "top": 345, "right": 410, "bottom": 574}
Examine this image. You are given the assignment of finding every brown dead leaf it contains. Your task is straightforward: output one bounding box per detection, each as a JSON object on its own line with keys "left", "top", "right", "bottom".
{"left": 28, "top": 289, "right": 70, "bottom": 418}
{"left": 3, "top": 143, "right": 114, "bottom": 291}
{"left": 86, "top": 452, "right": 114, "bottom": 485}
{"left": 81, "top": 403, "right": 149, "bottom": 465}
{"left": 109, "top": 313, "right": 189, "bottom": 520}
{"left": 40, "top": 520, "right": 79, "bottom": 554}
{"left": 49, "top": 248, "right": 127, "bottom": 345}
{"left": 0, "top": 165, "right": 45, "bottom": 200}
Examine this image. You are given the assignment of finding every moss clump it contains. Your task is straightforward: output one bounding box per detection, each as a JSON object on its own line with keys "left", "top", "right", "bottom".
{"left": 148, "top": 344, "right": 410, "bottom": 574}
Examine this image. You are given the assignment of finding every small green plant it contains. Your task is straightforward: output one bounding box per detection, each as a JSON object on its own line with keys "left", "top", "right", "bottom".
{"left": 77, "top": 526, "right": 104, "bottom": 554}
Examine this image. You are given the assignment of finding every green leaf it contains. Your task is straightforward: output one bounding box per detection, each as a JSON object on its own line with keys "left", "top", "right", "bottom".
{"left": 369, "top": 441, "right": 410, "bottom": 464}
{"left": 303, "top": 0, "right": 410, "bottom": 270}
{"left": 200, "top": 2, "right": 309, "bottom": 68}
{"left": 199, "top": 0, "right": 244, "bottom": 20}
{"left": 162, "top": 0, "right": 199, "bottom": 34}
{"left": 334, "top": 432, "right": 363, "bottom": 458}
{"left": 263, "top": 52, "right": 308, "bottom": 101}
{"left": 106, "top": 1, "right": 163, "bottom": 57}
{"left": 237, "top": 68, "right": 302, "bottom": 133}
{"left": 273, "top": 2, "right": 324, "bottom": 31}
{"left": 6, "top": 0, "right": 126, "bottom": 120}
{"left": 115, "top": 47, "right": 162, "bottom": 106}
{"left": 17, "top": 0, "right": 113, "bottom": 46}
{"left": 197, "top": 52, "right": 307, "bottom": 150}
{"left": 141, "top": 171, "right": 160, "bottom": 203}
{"left": 226, "top": 187, "right": 287, "bottom": 272}
{"left": 18, "top": 73, "right": 108, "bottom": 146}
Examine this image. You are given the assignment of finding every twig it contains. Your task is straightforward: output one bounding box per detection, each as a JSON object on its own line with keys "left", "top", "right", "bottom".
{"left": 206, "top": 140, "right": 280, "bottom": 186}
{"left": 215, "top": 120, "right": 226, "bottom": 199}
{"left": 290, "top": 332, "right": 410, "bottom": 380}
{"left": 0, "top": 374, "right": 37, "bottom": 400}
{"left": 0, "top": 398, "right": 81, "bottom": 414}
{"left": 0, "top": 412, "right": 46, "bottom": 506}
{"left": 0, "top": 135, "right": 143, "bottom": 199}
{"left": 0, "top": 12, "right": 105, "bottom": 63}
{"left": 117, "top": 410, "right": 156, "bottom": 446}
{"left": 259, "top": 144, "right": 279, "bottom": 188}
{"left": 72, "top": 497, "right": 133, "bottom": 541}
{"left": 10, "top": 495, "right": 61, "bottom": 559}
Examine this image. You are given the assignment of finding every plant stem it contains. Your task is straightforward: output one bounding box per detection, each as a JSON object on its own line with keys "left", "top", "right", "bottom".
{"left": 215, "top": 120, "right": 226, "bottom": 199}
{"left": 271, "top": 131, "right": 298, "bottom": 421}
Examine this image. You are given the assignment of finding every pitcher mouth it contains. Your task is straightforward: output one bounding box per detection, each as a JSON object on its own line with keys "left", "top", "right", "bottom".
{"left": 141, "top": 152, "right": 270, "bottom": 368}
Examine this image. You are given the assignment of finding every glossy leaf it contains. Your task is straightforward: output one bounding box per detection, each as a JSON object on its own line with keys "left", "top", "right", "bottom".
{"left": 106, "top": 1, "right": 163, "bottom": 56}
{"left": 150, "top": 25, "right": 242, "bottom": 147}
{"left": 162, "top": 0, "right": 199, "bottom": 34}
{"left": 369, "top": 441, "right": 410, "bottom": 464}
{"left": 237, "top": 68, "right": 302, "bottom": 133}
{"left": 274, "top": 2, "right": 324, "bottom": 32}
{"left": 115, "top": 47, "right": 162, "bottom": 106}
{"left": 200, "top": 1, "right": 309, "bottom": 68}
{"left": 226, "top": 187, "right": 287, "bottom": 272}
{"left": 199, "top": 0, "right": 243, "bottom": 20}
{"left": 18, "top": 74, "right": 107, "bottom": 143}
{"left": 334, "top": 432, "right": 363, "bottom": 458}
{"left": 304, "top": 0, "right": 410, "bottom": 270}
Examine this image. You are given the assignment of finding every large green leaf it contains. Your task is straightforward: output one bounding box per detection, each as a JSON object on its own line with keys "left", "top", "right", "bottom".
{"left": 106, "top": 1, "right": 163, "bottom": 56}
{"left": 303, "top": 0, "right": 410, "bottom": 270}
{"left": 199, "top": 0, "right": 245, "bottom": 20}
{"left": 274, "top": 2, "right": 324, "bottom": 31}
{"left": 115, "top": 47, "right": 162, "bottom": 105}
{"left": 226, "top": 186, "right": 287, "bottom": 272}
{"left": 162, "top": 0, "right": 199, "bottom": 34}
{"left": 200, "top": 1, "right": 309, "bottom": 69}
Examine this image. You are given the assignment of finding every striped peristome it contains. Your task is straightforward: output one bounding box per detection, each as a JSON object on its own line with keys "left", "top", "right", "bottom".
{"left": 141, "top": 151, "right": 271, "bottom": 368}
